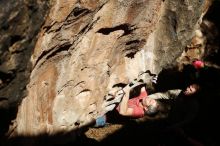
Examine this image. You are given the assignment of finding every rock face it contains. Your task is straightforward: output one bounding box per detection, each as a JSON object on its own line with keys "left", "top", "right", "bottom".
{"left": 0, "top": 0, "right": 49, "bottom": 138}
{"left": 1, "top": 0, "right": 211, "bottom": 144}
{"left": 0, "top": 0, "right": 49, "bottom": 105}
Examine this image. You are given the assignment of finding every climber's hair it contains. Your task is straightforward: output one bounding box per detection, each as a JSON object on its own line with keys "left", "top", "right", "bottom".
{"left": 144, "top": 104, "right": 159, "bottom": 117}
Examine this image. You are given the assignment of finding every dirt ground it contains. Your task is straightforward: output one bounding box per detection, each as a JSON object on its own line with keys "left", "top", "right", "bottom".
{"left": 85, "top": 124, "right": 123, "bottom": 141}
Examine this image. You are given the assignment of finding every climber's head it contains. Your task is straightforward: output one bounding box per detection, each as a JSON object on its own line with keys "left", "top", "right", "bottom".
{"left": 142, "top": 97, "right": 159, "bottom": 116}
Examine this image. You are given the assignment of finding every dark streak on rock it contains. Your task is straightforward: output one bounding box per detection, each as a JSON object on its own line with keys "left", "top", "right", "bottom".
{"left": 96, "top": 23, "right": 135, "bottom": 36}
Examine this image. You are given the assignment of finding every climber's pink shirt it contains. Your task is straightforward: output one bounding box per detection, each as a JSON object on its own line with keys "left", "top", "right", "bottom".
{"left": 117, "top": 90, "right": 148, "bottom": 118}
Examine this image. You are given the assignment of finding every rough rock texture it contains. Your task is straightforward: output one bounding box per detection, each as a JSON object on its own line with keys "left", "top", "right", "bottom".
{"left": 0, "top": 0, "right": 49, "bottom": 106}
{"left": 0, "top": 0, "right": 49, "bottom": 138}
{"left": 1, "top": 0, "right": 212, "bottom": 144}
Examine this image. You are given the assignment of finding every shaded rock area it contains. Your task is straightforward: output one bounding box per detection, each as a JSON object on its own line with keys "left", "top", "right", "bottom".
{"left": 1, "top": 0, "right": 220, "bottom": 146}
{"left": 0, "top": 0, "right": 50, "bottom": 140}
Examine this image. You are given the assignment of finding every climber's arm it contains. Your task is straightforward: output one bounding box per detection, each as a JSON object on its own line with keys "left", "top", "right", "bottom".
{"left": 117, "top": 85, "right": 133, "bottom": 116}
{"left": 148, "top": 89, "right": 182, "bottom": 100}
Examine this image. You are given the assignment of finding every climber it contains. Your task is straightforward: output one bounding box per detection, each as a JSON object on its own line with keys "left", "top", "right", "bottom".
{"left": 94, "top": 60, "right": 204, "bottom": 127}
{"left": 94, "top": 81, "right": 200, "bottom": 127}
{"left": 115, "top": 83, "right": 200, "bottom": 118}
{"left": 115, "top": 60, "right": 204, "bottom": 118}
